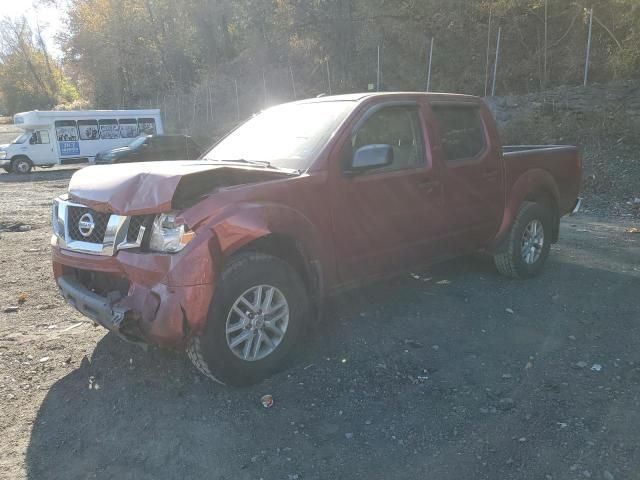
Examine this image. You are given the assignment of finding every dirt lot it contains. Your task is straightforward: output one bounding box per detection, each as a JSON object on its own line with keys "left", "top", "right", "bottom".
{"left": 0, "top": 166, "right": 639, "bottom": 480}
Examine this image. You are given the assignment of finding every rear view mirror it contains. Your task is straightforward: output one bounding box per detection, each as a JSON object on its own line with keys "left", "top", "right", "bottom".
{"left": 349, "top": 144, "right": 393, "bottom": 173}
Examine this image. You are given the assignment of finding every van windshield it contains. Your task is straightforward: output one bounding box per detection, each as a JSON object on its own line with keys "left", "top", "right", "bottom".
{"left": 203, "top": 101, "right": 354, "bottom": 171}
{"left": 12, "top": 132, "right": 32, "bottom": 144}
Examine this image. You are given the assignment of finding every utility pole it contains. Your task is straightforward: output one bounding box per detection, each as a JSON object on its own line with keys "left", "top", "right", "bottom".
{"left": 584, "top": 8, "right": 594, "bottom": 87}
{"left": 426, "top": 37, "right": 434, "bottom": 92}
{"left": 491, "top": 26, "right": 502, "bottom": 97}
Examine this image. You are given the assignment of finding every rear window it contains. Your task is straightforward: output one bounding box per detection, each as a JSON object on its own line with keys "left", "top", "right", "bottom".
{"left": 431, "top": 105, "right": 486, "bottom": 162}
{"left": 138, "top": 118, "right": 157, "bottom": 135}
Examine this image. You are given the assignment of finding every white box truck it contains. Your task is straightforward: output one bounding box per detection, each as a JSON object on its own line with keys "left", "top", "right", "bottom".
{"left": 0, "top": 109, "right": 163, "bottom": 174}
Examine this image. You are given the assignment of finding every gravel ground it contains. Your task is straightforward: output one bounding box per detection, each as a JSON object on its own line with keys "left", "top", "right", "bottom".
{"left": 0, "top": 164, "right": 639, "bottom": 480}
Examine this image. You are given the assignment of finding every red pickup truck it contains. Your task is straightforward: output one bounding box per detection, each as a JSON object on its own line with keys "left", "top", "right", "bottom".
{"left": 51, "top": 92, "right": 582, "bottom": 385}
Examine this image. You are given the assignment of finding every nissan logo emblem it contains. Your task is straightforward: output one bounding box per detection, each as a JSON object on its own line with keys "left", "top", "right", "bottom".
{"left": 78, "top": 213, "right": 95, "bottom": 238}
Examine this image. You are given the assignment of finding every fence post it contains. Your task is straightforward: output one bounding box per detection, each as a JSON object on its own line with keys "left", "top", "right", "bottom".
{"left": 326, "top": 59, "right": 332, "bottom": 95}
{"left": 376, "top": 44, "right": 381, "bottom": 92}
{"left": 263, "top": 71, "right": 268, "bottom": 107}
{"left": 491, "top": 26, "right": 502, "bottom": 97}
{"left": 426, "top": 37, "right": 434, "bottom": 92}
{"left": 584, "top": 8, "right": 593, "bottom": 87}
{"left": 289, "top": 65, "right": 297, "bottom": 100}
{"left": 484, "top": 8, "right": 492, "bottom": 96}
{"left": 234, "top": 79, "right": 240, "bottom": 121}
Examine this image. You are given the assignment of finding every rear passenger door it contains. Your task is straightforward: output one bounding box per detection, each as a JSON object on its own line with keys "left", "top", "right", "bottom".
{"left": 429, "top": 102, "right": 504, "bottom": 253}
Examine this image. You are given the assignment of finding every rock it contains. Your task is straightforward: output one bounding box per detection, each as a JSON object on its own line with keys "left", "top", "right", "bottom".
{"left": 603, "top": 470, "right": 614, "bottom": 480}
{"left": 575, "top": 361, "right": 588, "bottom": 369}
{"left": 345, "top": 432, "right": 354, "bottom": 439}
{"left": 364, "top": 420, "right": 372, "bottom": 425}
{"left": 568, "top": 335, "right": 577, "bottom": 341}
{"left": 591, "top": 363, "right": 603, "bottom": 372}
{"left": 518, "top": 437, "right": 527, "bottom": 442}
{"left": 3, "top": 306, "right": 19, "bottom": 313}
{"left": 505, "top": 308, "right": 515, "bottom": 314}
{"left": 582, "top": 470, "right": 591, "bottom": 478}
{"left": 502, "top": 373, "right": 513, "bottom": 379}
{"left": 38, "top": 357, "right": 49, "bottom": 363}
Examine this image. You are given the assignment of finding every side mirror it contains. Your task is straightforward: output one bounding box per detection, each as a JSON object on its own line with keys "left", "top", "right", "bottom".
{"left": 348, "top": 144, "right": 393, "bottom": 174}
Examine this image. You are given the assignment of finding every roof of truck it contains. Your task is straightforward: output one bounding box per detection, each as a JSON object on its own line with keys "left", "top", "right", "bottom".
{"left": 296, "top": 92, "right": 481, "bottom": 104}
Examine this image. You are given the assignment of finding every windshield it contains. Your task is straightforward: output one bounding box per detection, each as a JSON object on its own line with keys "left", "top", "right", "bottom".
{"left": 12, "top": 132, "right": 32, "bottom": 144}
{"left": 203, "top": 101, "right": 354, "bottom": 170}
{"left": 128, "top": 136, "right": 149, "bottom": 149}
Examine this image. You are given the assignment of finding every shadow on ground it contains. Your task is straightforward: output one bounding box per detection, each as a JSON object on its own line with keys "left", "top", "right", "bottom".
{"left": 25, "top": 252, "right": 640, "bottom": 479}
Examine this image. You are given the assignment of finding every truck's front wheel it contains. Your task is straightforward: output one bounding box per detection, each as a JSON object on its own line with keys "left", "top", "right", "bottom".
{"left": 494, "top": 201, "right": 552, "bottom": 279}
{"left": 11, "top": 156, "right": 33, "bottom": 174}
{"left": 187, "top": 252, "right": 309, "bottom": 385}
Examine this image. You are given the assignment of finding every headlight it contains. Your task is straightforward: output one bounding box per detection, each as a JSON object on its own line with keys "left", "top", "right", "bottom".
{"left": 148, "top": 212, "right": 195, "bottom": 253}
{"left": 0, "top": 151, "right": 6, "bottom": 159}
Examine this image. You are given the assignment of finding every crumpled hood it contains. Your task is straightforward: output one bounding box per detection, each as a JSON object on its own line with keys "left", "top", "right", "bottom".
{"left": 68, "top": 161, "right": 244, "bottom": 215}
{"left": 101, "top": 146, "right": 132, "bottom": 156}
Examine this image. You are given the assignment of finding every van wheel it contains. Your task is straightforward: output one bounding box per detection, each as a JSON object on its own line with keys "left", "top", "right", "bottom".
{"left": 494, "top": 201, "right": 552, "bottom": 279}
{"left": 11, "top": 156, "right": 33, "bottom": 174}
{"left": 187, "top": 252, "right": 309, "bottom": 386}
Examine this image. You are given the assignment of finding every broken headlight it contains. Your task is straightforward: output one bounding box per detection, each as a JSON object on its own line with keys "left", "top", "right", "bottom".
{"left": 148, "top": 212, "right": 195, "bottom": 253}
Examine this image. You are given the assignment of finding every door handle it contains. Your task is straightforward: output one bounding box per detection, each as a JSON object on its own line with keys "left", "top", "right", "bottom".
{"left": 417, "top": 179, "right": 440, "bottom": 193}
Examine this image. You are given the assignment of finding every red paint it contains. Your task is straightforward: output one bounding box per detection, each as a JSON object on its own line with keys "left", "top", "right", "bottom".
{"left": 52, "top": 92, "right": 582, "bottom": 350}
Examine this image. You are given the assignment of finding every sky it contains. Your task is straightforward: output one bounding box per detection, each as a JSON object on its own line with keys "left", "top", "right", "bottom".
{"left": 0, "top": 0, "right": 66, "bottom": 57}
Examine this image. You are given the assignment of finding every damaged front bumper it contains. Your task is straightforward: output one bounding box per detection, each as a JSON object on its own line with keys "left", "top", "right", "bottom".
{"left": 52, "top": 239, "right": 217, "bottom": 350}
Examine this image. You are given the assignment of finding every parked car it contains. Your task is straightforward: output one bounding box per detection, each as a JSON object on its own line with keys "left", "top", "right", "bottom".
{"left": 94, "top": 134, "right": 201, "bottom": 164}
{"left": 51, "top": 92, "right": 582, "bottom": 385}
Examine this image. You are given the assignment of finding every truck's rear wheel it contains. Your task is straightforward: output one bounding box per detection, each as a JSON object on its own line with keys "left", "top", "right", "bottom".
{"left": 11, "top": 156, "right": 33, "bottom": 174}
{"left": 494, "top": 201, "right": 552, "bottom": 279}
{"left": 187, "top": 252, "right": 309, "bottom": 386}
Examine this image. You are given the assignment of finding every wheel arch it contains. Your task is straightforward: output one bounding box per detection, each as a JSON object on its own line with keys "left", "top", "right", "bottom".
{"left": 491, "top": 169, "right": 561, "bottom": 251}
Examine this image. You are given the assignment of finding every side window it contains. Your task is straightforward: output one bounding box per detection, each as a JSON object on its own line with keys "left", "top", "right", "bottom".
{"left": 119, "top": 119, "right": 138, "bottom": 138}
{"left": 99, "top": 119, "right": 119, "bottom": 139}
{"left": 352, "top": 106, "right": 424, "bottom": 173}
{"left": 54, "top": 120, "right": 79, "bottom": 142}
{"left": 431, "top": 105, "right": 486, "bottom": 162}
{"left": 29, "top": 131, "right": 50, "bottom": 144}
{"left": 78, "top": 120, "right": 99, "bottom": 140}
{"left": 138, "top": 118, "right": 157, "bottom": 135}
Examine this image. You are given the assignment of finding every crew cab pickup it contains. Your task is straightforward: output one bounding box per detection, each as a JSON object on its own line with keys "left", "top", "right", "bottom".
{"left": 51, "top": 93, "right": 582, "bottom": 385}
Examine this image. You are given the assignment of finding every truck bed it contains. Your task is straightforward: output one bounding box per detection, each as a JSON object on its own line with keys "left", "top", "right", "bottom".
{"left": 502, "top": 145, "right": 582, "bottom": 216}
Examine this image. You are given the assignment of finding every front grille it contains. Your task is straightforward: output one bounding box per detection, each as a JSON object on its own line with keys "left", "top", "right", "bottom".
{"left": 67, "top": 206, "right": 110, "bottom": 243}
{"left": 126, "top": 215, "right": 150, "bottom": 243}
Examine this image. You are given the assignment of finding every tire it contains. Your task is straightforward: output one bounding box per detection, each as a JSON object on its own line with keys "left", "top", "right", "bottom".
{"left": 11, "top": 156, "right": 33, "bottom": 174}
{"left": 187, "top": 252, "right": 309, "bottom": 386}
{"left": 494, "top": 201, "right": 552, "bottom": 279}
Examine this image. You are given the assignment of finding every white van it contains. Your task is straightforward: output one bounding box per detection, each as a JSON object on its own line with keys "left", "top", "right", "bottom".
{"left": 0, "top": 109, "right": 163, "bottom": 173}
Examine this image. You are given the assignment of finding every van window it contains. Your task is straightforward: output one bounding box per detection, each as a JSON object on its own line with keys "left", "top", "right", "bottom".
{"left": 138, "top": 118, "right": 157, "bottom": 135}
{"left": 78, "top": 120, "right": 99, "bottom": 140}
{"left": 119, "top": 119, "right": 138, "bottom": 138}
{"left": 99, "top": 119, "right": 119, "bottom": 139}
{"left": 431, "top": 105, "right": 486, "bottom": 162}
{"left": 55, "top": 120, "right": 79, "bottom": 142}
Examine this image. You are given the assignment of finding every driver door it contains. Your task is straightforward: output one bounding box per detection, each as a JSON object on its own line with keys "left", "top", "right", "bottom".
{"left": 29, "top": 130, "right": 55, "bottom": 164}
{"left": 330, "top": 102, "right": 444, "bottom": 286}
